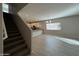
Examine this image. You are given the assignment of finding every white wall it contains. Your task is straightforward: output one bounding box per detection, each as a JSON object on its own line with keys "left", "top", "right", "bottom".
{"left": 40, "top": 15, "right": 79, "bottom": 39}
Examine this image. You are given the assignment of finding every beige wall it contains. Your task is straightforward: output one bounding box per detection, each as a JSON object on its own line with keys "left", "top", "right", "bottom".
{"left": 40, "top": 15, "right": 79, "bottom": 39}
{"left": 0, "top": 3, "right": 3, "bottom": 56}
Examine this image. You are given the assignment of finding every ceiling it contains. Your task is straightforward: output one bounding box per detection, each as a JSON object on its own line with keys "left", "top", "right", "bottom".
{"left": 18, "top": 3, "right": 79, "bottom": 22}
{"left": 9, "top": 3, "right": 27, "bottom": 12}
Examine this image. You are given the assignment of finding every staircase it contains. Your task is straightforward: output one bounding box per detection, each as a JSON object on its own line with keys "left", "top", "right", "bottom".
{"left": 3, "top": 12, "right": 30, "bottom": 56}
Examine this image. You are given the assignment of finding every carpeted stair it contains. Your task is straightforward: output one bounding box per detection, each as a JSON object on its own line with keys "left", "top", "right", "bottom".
{"left": 3, "top": 12, "right": 30, "bottom": 56}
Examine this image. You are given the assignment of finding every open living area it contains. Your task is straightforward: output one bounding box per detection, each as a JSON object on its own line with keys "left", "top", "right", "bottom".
{"left": 1, "top": 3, "right": 79, "bottom": 56}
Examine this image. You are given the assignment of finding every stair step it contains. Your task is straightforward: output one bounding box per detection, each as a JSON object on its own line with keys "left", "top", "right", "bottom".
{"left": 4, "top": 36, "right": 22, "bottom": 44}
{"left": 6, "top": 25, "right": 17, "bottom": 28}
{"left": 6, "top": 27, "right": 18, "bottom": 30}
{"left": 5, "top": 22, "right": 16, "bottom": 25}
{"left": 8, "top": 33, "right": 21, "bottom": 37}
{"left": 5, "top": 43, "right": 27, "bottom": 56}
{"left": 4, "top": 39, "right": 25, "bottom": 51}
{"left": 13, "top": 48, "right": 30, "bottom": 56}
{"left": 7, "top": 30, "right": 19, "bottom": 34}
{"left": 7, "top": 28, "right": 18, "bottom": 31}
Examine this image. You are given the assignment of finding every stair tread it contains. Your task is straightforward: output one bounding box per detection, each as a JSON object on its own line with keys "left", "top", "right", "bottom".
{"left": 7, "top": 31, "right": 19, "bottom": 34}
{"left": 7, "top": 29, "right": 18, "bottom": 31}
{"left": 5, "top": 43, "right": 27, "bottom": 55}
{"left": 13, "top": 48, "right": 29, "bottom": 56}
{"left": 4, "top": 36, "right": 22, "bottom": 44}
{"left": 7, "top": 28, "right": 18, "bottom": 30}
{"left": 8, "top": 32, "right": 21, "bottom": 37}
{"left": 4, "top": 36, "right": 22, "bottom": 41}
{"left": 4, "top": 39, "right": 24, "bottom": 49}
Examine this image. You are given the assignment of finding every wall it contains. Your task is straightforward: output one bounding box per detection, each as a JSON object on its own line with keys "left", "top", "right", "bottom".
{"left": 9, "top": 4, "right": 31, "bottom": 53}
{"left": 40, "top": 15, "right": 79, "bottom": 39}
{"left": 0, "top": 3, "right": 3, "bottom": 56}
{"left": 14, "top": 14, "right": 31, "bottom": 50}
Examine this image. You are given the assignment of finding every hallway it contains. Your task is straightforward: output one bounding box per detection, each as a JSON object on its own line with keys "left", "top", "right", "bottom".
{"left": 31, "top": 34, "right": 79, "bottom": 56}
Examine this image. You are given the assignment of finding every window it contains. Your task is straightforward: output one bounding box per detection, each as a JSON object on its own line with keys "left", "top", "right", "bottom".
{"left": 2, "top": 4, "right": 9, "bottom": 13}
{"left": 46, "top": 22, "right": 61, "bottom": 30}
